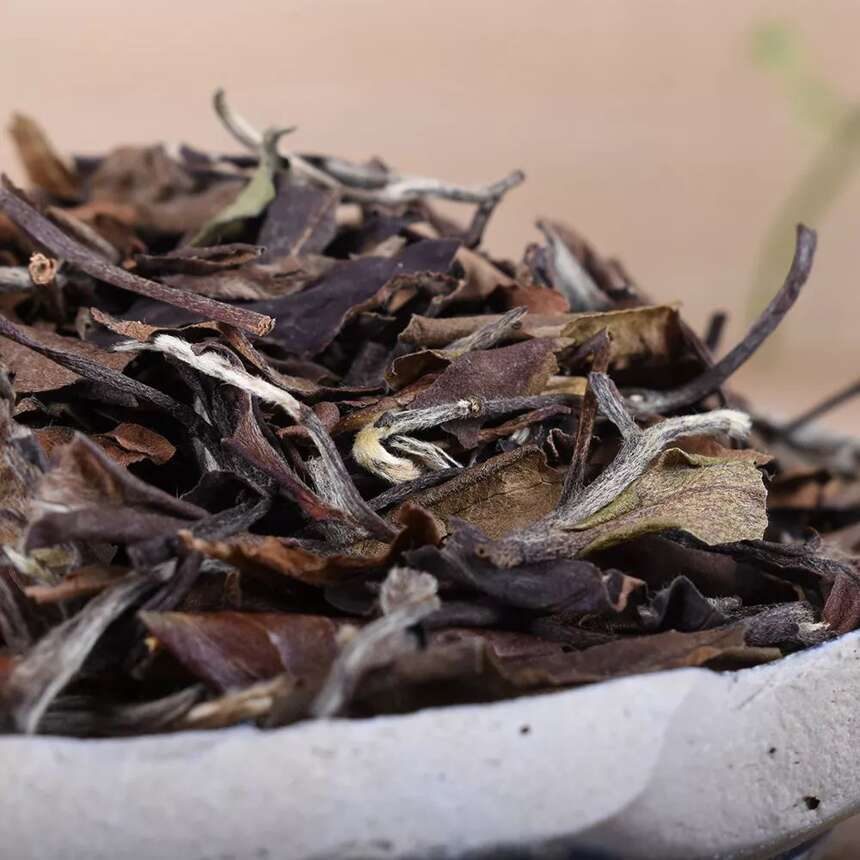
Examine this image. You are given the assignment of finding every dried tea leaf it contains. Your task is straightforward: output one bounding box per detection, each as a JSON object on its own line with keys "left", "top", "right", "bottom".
{"left": 638, "top": 575, "right": 728, "bottom": 632}
{"left": 249, "top": 238, "right": 459, "bottom": 356}
{"left": 0, "top": 321, "right": 133, "bottom": 394}
{"left": 399, "top": 312, "right": 574, "bottom": 348}
{"left": 91, "top": 308, "right": 317, "bottom": 395}
{"left": 257, "top": 181, "right": 338, "bottom": 260}
{"left": 746, "top": 603, "right": 832, "bottom": 649}
{"left": 26, "top": 434, "right": 204, "bottom": 551}
{"left": 134, "top": 243, "right": 263, "bottom": 276}
{"left": 0, "top": 180, "right": 274, "bottom": 336}
{"left": 311, "top": 566, "right": 440, "bottom": 717}
{"left": 122, "top": 333, "right": 396, "bottom": 540}
{"left": 573, "top": 448, "right": 768, "bottom": 554}
{"left": 35, "top": 423, "right": 175, "bottom": 467}
{"left": 398, "top": 304, "right": 686, "bottom": 376}
{"left": 8, "top": 114, "right": 80, "bottom": 201}
{"left": 181, "top": 503, "right": 443, "bottom": 586}
{"left": 823, "top": 570, "right": 860, "bottom": 635}
{"left": 190, "top": 127, "right": 291, "bottom": 246}
{"left": 140, "top": 611, "right": 343, "bottom": 692}
{"left": 403, "top": 447, "right": 563, "bottom": 538}
{"left": 592, "top": 534, "right": 800, "bottom": 606}
{"left": 39, "top": 686, "right": 204, "bottom": 738}
{"left": 672, "top": 434, "right": 773, "bottom": 465}
{"left": 535, "top": 221, "right": 634, "bottom": 298}
{"left": 493, "top": 624, "right": 780, "bottom": 689}
{"left": 0, "top": 371, "right": 45, "bottom": 547}
{"left": 499, "top": 281, "right": 569, "bottom": 313}
{"left": 179, "top": 534, "right": 366, "bottom": 587}
{"left": 98, "top": 422, "right": 175, "bottom": 465}
{"left": 0, "top": 568, "right": 34, "bottom": 652}
{"left": 559, "top": 305, "right": 685, "bottom": 370}
{"left": 333, "top": 375, "right": 438, "bottom": 434}
{"left": 386, "top": 307, "right": 529, "bottom": 389}
{"left": 35, "top": 433, "right": 200, "bottom": 518}
{"left": 88, "top": 146, "right": 196, "bottom": 225}
{"left": 161, "top": 265, "right": 304, "bottom": 301}
{"left": 0, "top": 95, "right": 845, "bottom": 738}
{"left": 354, "top": 623, "right": 777, "bottom": 710}
{"left": 410, "top": 541, "right": 643, "bottom": 620}
{"left": 536, "top": 220, "right": 611, "bottom": 311}
{"left": 1, "top": 572, "right": 157, "bottom": 733}
{"left": 404, "top": 339, "right": 558, "bottom": 448}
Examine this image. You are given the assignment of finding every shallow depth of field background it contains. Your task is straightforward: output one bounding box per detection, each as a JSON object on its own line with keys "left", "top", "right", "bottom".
{"left": 2, "top": 0, "right": 860, "bottom": 849}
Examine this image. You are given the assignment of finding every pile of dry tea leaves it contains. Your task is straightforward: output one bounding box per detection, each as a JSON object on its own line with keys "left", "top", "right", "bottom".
{"left": 1, "top": 93, "right": 859, "bottom": 737}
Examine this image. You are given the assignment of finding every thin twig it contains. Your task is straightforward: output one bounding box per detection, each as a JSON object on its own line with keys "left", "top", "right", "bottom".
{"left": 311, "top": 567, "right": 439, "bottom": 718}
{"left": 625, "top": 225, "right": 817, "bottom": 416}
{"left": 754, "top": 411, "right": 860, "bottom": 475}
{"left": 458, "top": 375, "right": 753, "bottom": 568}
{"left": 211, "top": 89, "right": 337, "bottom": 190}
{"left": 28, "top": 252, "right": 65, "bottom": 323}
{"left": 212, "top": 89, "right": 525, "bottom": 208}
{"left": 0, "top": 179, "right": 274, "bottom": 337}
{"left": 349, "top": 169, "right": 525, "bottom": 207}
{"left": 0, "top": 574, "right": 32, "bottom": 653}
{"left": 368, "top": 468, "right": 461, "bottom": 510}
{"left": 213, "top": 88, "right": 286, "bottom": 150}
{"left": 377, "top": 394, "right": 578, "bottom": 436}
{"left": 47, "top": 206, "right": 121, "bottom": 263}
{"left": 551, "top": 373, "right": 751, "bottom": 526}
{"left": 560, "top": 329, "right": 611, "bottom": 505}
{"left": 704, "top": 311, "right": 727, "bottom": 354}
{"left": 2, "top": 572, "right": 158, "bottom": 734}
{"left": 0, "top": 267, "right": 36, "bottom": 293}
{"left": 446, "top": 306, "right": 527, "bottom": 354}
{"left": 782, "top": 378, "right": 860, "bottom": 436}
{"left": 463, "top": 195, "right": 503, "bottom": 248}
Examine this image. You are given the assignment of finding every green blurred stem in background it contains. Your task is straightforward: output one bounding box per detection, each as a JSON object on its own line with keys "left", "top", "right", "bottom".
{"left": 748, "top": 22, "right": 860, "bottom": 353}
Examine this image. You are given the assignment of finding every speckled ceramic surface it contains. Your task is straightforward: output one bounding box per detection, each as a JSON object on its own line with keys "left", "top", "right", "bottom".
{"left": 3, "top": 631, "right": 859, "bottom": 860}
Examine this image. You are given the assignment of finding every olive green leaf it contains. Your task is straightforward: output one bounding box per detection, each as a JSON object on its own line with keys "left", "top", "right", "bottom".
{"left": 573, "top": 448, "right": 768, "bottom": 554}
{"left": 190, "top": 125, "right": 293, "bottom": 246}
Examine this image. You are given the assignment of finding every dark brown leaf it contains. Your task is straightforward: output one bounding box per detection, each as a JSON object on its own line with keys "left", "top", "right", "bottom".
{"left": 1, "top": 572, "right": 157, "bottom": 733}
{"left": 1, "top": 321, "right": 133, "bottom": 394}
{"left": 8, "top": 114, "right": 80, "bottom": 201}
{"left": 493, "top": 624, "right": 780, "bottom": 689}
{"left": 26, "top": 434, "right": 204, "bottom": 550}
{"left": 402, "top": 447, "right": 563, "bottom": 538}
{"left": 248, "top": 238, "right": 459, "bottom": 355}
{"left": 405, "top": 339, "right": 558, "bottom": 447}
{"left": 35, "top": 423, "right": 175, "bottom": 467}
{"left": 140, "top": 611, "right": 344, "bottom": 692}
{"left": 823, "top": 570, "right": 860, "bottom": 634}
{"left": 257, "top": 180, "right": 338, "bottom": 260}
{"left": 133, "top": 243, "right": 263, "bottom": 276}
{"left": 0, "top": 179, "right": 274, "bottom": 336}
{"left": 88, "top": 145, "right": 237, "bottom": 233}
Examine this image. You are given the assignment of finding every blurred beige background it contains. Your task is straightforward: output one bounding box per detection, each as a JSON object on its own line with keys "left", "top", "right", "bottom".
{"left": 3, "top": 1, "right": 860, "bottom": 853}
{"left": 4, "top": 0, "right": 860, "bottom": 431}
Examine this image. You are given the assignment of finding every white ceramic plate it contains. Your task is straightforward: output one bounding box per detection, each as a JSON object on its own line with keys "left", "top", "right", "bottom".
{"left": 4, "top": 630, "right": 859, "bottom": 860}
